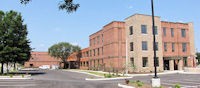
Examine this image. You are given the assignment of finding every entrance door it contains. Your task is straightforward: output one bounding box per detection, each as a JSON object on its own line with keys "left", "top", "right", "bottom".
{"left": 163, "top": 60, "right": 169, "bottom": 70}
{"left": 174, "top": 60, "right": 178, "bottom": 70}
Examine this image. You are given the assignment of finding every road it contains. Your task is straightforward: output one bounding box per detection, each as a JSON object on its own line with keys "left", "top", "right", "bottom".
{"left": 0, "top": 70, "right": 200, "bottom": 88}
{"left": 0, "top": 70, "right": 123, "bottom": 88}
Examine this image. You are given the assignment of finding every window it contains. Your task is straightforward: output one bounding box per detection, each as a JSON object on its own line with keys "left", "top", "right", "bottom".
{"left": 130, "top": 57, "right": 134, "bottom": 66}
{"left": 183, "top": 57, "right": 187, "bottom": 66}
{"left": 93, "top": 49, "right": 95, "bottom": 56}
{"left": 155, "top": 57, "right": 159, "bottom": 66}
{"left": 171, "top": 28, "right": 174, "bottom": 37}
{"left": 97, "top": 48, "right": 100, "bottom": 56}
{"left": 142, "top": 41, "right": 148, "bottom": 50}
{"left": 163, "top": 27, "right": 166, "bottom": 36}
{"left": 93, "top": 38, "right": 96, "bottom": 45}
{"left": 97, "top": 36, "right": 100, "bottom": 44}
{"left": 129, "top": 26, "right": 133, "bottom": 35}
{"left": 172, "top": 43, "right": 175, "bottom": 52}
{"left": 182, "top": 43, "right": 187, "bottom": 52}
{"left": 102, "top": 47, "right": 103, "bottom": 55}
{"left": 154, "top": 42, "right": 158, "bottom": 51}
{"left": 102, "top": 34, "right": 104, "bottom": 43}
{"left": 130, "top": 42, "right": 134, "bottom": 51}
{"left": 141, "top": 25, "right": 147, "bottom": 34}
{"left": 181, "top": 29, "right": 186, "bottom": 37}
{"left": 142, "top": 57, "right": 148, "bottom": 67}
{"left": 164, "top": 42, "right": 167, "bottom": 51}
{"left": 153, "top": 26, "right": 158, "bottom": 35}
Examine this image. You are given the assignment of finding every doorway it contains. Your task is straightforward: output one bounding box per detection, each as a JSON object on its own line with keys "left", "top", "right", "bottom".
{"left": 163, "top": 60, "right": 169, "bottom": 70}
{"left": 174, "top": 60, "right": 179, "bottom": 70}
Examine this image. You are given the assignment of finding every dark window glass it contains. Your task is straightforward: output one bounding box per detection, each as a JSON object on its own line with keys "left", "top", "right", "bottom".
{"left": 142, "top": 41, "right": 148, "bottom": 50}
{"left": 142, "top": 57, "right": 148, "bottom": 67}
{"left": 141, "top": 25, "right": 147, "bottom": 34}
{"left": 163, "top": 27, "right": 166, "bottom": 36}
{"left": 130, "top": 42, "right": 134, "bottom": 51}
{"left": 129, "top": 26, "right": 133, "bottom": 35}
{"left": 181, "top": 29, "right": 186, "bottom": 37}
{"left": 171, "top": 28, "right": 174, "bottom": 37}
{"left": 182, "top": 43, "right": 187, "bottom": 52}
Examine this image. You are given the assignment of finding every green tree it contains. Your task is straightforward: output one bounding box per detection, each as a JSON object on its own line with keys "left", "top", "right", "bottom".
{"left": 20, "top": 0, "right": 80, "bottom": 13}
{"left": 197, "top": 52, "right": 200, "bottom": 64}
{"left": 0, "top": 10, "right": 31, "bottom": 74}
{"left": 48, "top": 42, "right": 81, "bottom": 69}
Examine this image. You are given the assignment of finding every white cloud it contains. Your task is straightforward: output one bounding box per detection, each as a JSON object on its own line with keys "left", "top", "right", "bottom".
{"left": 128, "top": 5, "right": 133, "bottom": 9}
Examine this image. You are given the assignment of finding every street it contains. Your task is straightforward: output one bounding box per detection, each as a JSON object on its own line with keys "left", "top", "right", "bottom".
{"left": 0, "top": 70, "right": 200, "bottom": 88}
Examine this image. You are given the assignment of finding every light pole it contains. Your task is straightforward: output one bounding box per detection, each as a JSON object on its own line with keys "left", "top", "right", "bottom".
{"left": 151, "top": 0, "right": 161, "bottom": 87}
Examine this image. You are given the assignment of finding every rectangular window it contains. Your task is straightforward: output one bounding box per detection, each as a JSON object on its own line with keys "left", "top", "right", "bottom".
{"left": 93, "top": 38, "right": 96, "bottom": 45}
{"left": 129, "top": 26, "right": 133, "bottom": 35}
{"left": 90, "top": 50, "right": 92, "bottom": 57}
{"left": 141, "top": 25, "right": 147, "bottom": 34}
{"left": 181, "top": 29, "right": 186, "bottom": 37}
{"left": 171, "top": 28, "right": 174, "bottom": 37}
{"left": 163, "top": 27, "right": 166, "bottom": 36}
{"left": 97, "top": 48, "right": 99, "bottom": 56}
{"left": 182, "top": 43, "right": 187, "bottom": 52}
{"left": 130, "top": 57, "right": 134, "bottom": 66}
{"left": 102, "top": 47, "right": 103, "bottom": 55}
{"left": 142, "top": 41, "right": 148, "bottom": 50}
{"left": 93, "top": 49, "right": 95, "bottom": 56}
{"left": 102, "top": 34, "right": 103, "bottom": 43}
{"left": 172, "top": 43, "right": 175, "bottom": 52}
{"left": 155, "top": 57, "right": 159, "bottom": 66}
{"left": 142, "top": 57, "right": 148, "bottom": 67}
{"left": 154, "top": 42, "right": 158, "bottom": 51}
{"left": 164, "top": 42, "right": 167, "bottom": 52}
{"left": 153, "top": 26, "right": 158, "bottom": 35}
{"left": 183, "top": 57, "right": 187, "bottom": 66}
{"left": 130, "top": 42, "right": 134, "bottom": 51}
{"left": 97, "top": 36, "right": 100, "bottom": 44}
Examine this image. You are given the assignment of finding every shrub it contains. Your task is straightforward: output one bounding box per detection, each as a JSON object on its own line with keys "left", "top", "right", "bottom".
{"left": 9, "top": 74, "right": 13, "bottom": 78}
{"left": 175, "top": 83, "right": 181, "bottom": 88}
{"left": 22, "top": 74, "right": 24, "bottom": 78}
{"left": 135, "top": 80, "right": 144, "bottom": 87}
{"left": 104, "top": 74, "right": 112, "bottom": 78}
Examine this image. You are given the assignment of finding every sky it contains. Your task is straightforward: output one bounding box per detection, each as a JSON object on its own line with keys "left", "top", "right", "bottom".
{"left": 0, "top": 0, "right": 200, "bottom": 52}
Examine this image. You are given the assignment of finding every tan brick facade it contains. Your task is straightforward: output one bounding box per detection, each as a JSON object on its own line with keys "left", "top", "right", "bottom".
{"left": 125, "top": 14, "right": 163, "bottom": 73}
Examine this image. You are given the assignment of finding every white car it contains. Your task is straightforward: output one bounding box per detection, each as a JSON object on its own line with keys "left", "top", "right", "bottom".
{"left": 39, "top": 65, "right": 50, "bottom": 70}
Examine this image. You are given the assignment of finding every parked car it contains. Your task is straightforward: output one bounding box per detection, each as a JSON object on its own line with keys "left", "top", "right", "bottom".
{"left": 39, "top": 65, "right": 50, "bottom": 70}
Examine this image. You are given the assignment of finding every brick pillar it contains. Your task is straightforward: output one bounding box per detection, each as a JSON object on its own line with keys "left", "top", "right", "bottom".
{"left": 169, "top": 60, "right": 174, "bottom": 71}
{"left": 178, "top": 59, "right": 183, "bottom": 70}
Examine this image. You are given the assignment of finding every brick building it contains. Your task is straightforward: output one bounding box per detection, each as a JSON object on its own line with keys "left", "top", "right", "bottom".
{"left": 24, "top": 52, "right": 62, "bottom": 68}
{"left": 88, "top": 21, "right": 126, "bottom": 71}
{"left": 125, "top": 14, "right": 164, "bottom": 73}
{"left": 161, "top": 21, "right": 196, "bottom": 71}
{"left": 47, "top": 13, "right": 196, "bottom": 73}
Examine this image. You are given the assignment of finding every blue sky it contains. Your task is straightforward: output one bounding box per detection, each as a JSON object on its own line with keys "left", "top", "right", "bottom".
{"left": 0, "top": 0, "right": 200, "bottom": 52}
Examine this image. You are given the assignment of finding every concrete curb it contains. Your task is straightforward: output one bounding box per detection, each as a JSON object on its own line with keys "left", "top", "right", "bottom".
{"left": 0, "top": 75, "right": 32, "bottom": 80}
{"left": 64, "top": 70, "right": 104, "bottom": 77}
{"left": 85, "top": 77, "right": 132, "bottom": 81}
{"left": 118, "top": 83, "right": 135, "bottom": 88}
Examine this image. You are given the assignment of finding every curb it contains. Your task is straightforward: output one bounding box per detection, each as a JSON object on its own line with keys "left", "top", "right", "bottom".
{"left": 0, "top": 77, "right": 32, "bottom": 80}
{"left": 118, "top": 83, "right": 135, "bottom": 88}
{"left": 85, "top": 77, "right": 132, "bottom": 81}
{"left": 65, "top": 70, "right": 104, "bottom": 77}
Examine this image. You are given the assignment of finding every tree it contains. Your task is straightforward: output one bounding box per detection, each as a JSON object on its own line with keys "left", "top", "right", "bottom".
{"left": 0, "top": 10, "right": 31, "bottom": 74}
{"left": 20, "top": 0, "right": 80, "bottom": 13}
{"left": 48, "top": 42, "right": 81, "bottom": 69}
{"left": 197, "top": 52, "right": 200, "bottom": 64}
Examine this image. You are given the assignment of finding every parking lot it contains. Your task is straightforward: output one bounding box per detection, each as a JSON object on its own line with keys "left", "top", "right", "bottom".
{"left": 131, "top": 73, "right": 200, "bottom": 88}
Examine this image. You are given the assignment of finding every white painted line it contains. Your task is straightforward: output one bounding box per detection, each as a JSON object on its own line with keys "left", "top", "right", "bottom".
{"left": 118, "top": 83, "right": 135, "bottom": 88}
{"left": 85, "top": 77, "right": 132, "bottom": 81}
{"left": 0, "top": 84, "right": 36, "bottom": 87}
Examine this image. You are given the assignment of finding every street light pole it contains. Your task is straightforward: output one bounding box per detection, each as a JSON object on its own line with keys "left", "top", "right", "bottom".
{"left": 151, "top": 0, "right": 160, "bottom": 87}
{"left": 151, "top": 0, "right": 158, "bottom": 78}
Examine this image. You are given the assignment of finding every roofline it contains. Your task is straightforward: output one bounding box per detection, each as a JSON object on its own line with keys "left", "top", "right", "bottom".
{"left": 161, "top": 21, "right": 191, "bottom": 24}
{"left": 125, "top": 13, "right": 160, "bottom": 20}
{"left": 89, "top": 21, "right": 124, "bottom": 37}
